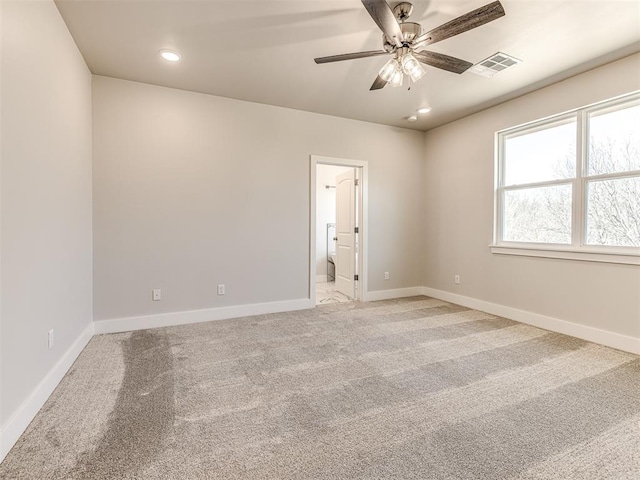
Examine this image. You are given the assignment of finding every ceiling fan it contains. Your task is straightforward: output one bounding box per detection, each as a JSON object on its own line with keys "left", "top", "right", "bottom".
{"left": 314, "top": 0, "right": 505, "bottom": 90}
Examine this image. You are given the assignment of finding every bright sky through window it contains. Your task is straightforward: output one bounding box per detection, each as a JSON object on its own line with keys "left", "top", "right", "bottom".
{"left": 589, "top": 104, "right": 640, "bottom": 175}
{"left": 504, "top": 120, "right": 576, "bottom": 186}
{"left": 495, "top": 92, "right": 640, "bottom": 253}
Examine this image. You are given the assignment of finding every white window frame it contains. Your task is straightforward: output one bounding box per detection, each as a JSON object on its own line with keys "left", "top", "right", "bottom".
{"left": 491, "top": 91, "right": 640, "bottom": 266}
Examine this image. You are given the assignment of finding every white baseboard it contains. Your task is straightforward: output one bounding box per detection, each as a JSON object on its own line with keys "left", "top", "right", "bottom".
{"left": 1, "top": 299, "right": 312, "bottom": 462}
{"left": 0, "top": 321, "right": 94, "bottom": 463}
{"left": 421, "top": 286, "right": 640, "bottom": 355}
{"left": 2, "top": 288, "right": 636, "bottom": 465}
{"left": 316, "top": 275, "right": 328, "bottom": 283}
{"left": 94, "top": 298, "right": 314, "bottom": 335}
{"left": 364, "top": 287, "right": 425, "bottom": 302}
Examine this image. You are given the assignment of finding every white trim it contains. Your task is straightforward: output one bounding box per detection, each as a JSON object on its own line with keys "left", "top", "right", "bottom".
{"left": 93, "top": 298, "right": 313, "bottom": 335}
{"left": 310, "top": 155, "right": 369, "bottom": 305}
{"left": 364, "top": 287, "right": 425, "bottom": 302}
{"left": 310, "top": 159, "right": 317, "bottom": 306}
{"left": 576, "top": 109, "right": 586, "bottom": 249}
{"left": 0, "top": 322, "right": 95, "bottom": 463}
{"left": 494, "top": 91, "right": 640, "bottom": 258}
{"left": 421, "top": 287, "right": 640, "bottom": 355}
{"left": 502, "top": 178, "right": 574, "bottom": 191}
{"left": 490, "top": 244, "right": 640, "bottom": 265}
{"left": 496, "top": 90, "right": 640, "bottom": 137}
{"left": 2, "top": 288, "right": 637, "bottom": 465}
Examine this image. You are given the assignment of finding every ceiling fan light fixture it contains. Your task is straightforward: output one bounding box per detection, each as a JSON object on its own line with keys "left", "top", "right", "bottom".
{"left": 401, "top": 53, "right": 426, "bottom": 82}
{"left": 379, "top": 58, "right": 400, "bottom": 82}
{"left": 389, "top": 67, "right": 404, "bottom": 87}
{"left": 407, "top": 64, "right": 426, "bottom": 82}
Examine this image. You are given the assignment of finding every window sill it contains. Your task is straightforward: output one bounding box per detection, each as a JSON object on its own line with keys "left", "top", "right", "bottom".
{"left": 490, "top": 244, "right": 640, "bottom": 266}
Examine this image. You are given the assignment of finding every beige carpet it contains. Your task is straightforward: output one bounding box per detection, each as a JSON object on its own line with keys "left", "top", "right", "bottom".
{"left": 1, "top": 296, "right": 639, "bottom": 479}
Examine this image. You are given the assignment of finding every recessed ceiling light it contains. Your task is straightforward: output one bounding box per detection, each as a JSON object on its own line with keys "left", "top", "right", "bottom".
{"left": 160, "top": 50, "right": 181, "bottom": 62}
{"left": 406, "top": 115, "right": 418, "bottom": 122}
{"left": 417, "top": 107, "right": 432, "bottom": 114}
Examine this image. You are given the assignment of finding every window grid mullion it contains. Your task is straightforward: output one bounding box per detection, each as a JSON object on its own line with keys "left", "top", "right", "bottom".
{"left": 575, "top": 110, "right": 586, "bottom": 248}
{"left": 496, "top": 134, "right": 505, "bottom": 245}
{"left": 496, "top": 90, "right": 640, "bottom": 252}
{"left": 502, "top": 178, "right": 574, "bottom": 191}
{"left": 584, "top": 169, "right": 640, "bottom": 182}
{"left": 494, "top": 134, "right": 504, "bottom": 243}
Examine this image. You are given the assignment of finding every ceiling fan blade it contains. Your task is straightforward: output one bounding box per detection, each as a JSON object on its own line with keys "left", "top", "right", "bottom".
{"left": 369, "top": 75, "right": 388, "bottom": 90}
{"left": 413, "top": 51, "right": 473, "bottom": 74}
{"left": 314, "top": 50, "right": 391, "bottom": 64}
{"left": 361, "top": 0, "right": 405, "bottom": 47}
{"left": 413, "top": 1, "right": 505, "bottom": 49}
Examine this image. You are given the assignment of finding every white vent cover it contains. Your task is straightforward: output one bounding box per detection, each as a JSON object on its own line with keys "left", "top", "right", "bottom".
{"left": 469, "top": 52, "right": 522, "bottom": 77}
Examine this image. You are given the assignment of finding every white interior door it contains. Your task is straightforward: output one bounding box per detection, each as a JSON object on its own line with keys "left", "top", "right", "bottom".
{"left": 335, "top": 169, "right": 356, "bottom": 299}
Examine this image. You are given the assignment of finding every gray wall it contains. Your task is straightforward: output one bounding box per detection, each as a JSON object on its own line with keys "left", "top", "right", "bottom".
{"left": 1, "top": 0, "right": 93, "bottom": 427}
{"left": 92, "top": 76, "right": 425, "bottom": 321}
{"left": 423, "top": 53, "right": 640, "bottom": 339}
{"left": 2, "top": 1, "right": 636, "bottom": 441}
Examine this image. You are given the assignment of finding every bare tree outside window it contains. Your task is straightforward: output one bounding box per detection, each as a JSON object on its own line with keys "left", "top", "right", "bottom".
{"left": 586, "top": 138, "right": 640, "bottom": 247}
{"left": 496, "top": 94, "right": 640, "bottom": 252}
{"left": 503, "top": 184, "right": 572, "bottom": 244}
{"left": 502, "top": 120, "right": 575, "bottom": 244}
{"left": 587, "top": 177, "right": 639, "bottom": 246}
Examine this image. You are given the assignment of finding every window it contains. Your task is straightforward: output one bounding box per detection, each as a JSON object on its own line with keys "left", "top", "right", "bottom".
{"left": 493, "top": 92, "right": 640, "bottom": 265}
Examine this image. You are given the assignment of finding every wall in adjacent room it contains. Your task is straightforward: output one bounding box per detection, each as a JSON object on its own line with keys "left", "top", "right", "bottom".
{"left": 92, "top": 76, "right": 425, "bottom": 322}
{"left": 1, "top": 0, "right": 93, "bottom": 435}
{"left": 315, "top": 164, "right": 352, "bottom": 280}
{"left": 422, "top": 53, "right": 640, "bottom": 341}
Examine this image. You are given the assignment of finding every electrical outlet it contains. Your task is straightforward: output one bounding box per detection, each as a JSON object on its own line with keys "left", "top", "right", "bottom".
{"left": 454, "top": 275, "right": 460, "bottom": 285}
{"left": 48, "top": 329, "right": 54, "bottom": 349}
{"left": 384, "top": 272, "right": 390, "bottom": 280}
{"left": 217, "top": 284, "right": 225, "bottom": 295}
{"left": 152, "top": 289, "right": 161, "bottom": 301}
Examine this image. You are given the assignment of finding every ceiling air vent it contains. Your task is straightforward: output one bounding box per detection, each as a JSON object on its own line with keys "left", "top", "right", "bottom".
{"left": 469, "top": 52, "right": 522, "bottom": 77}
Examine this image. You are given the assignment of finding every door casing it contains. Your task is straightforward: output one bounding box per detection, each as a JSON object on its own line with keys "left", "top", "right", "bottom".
{"left": 310, "top": 155, "right": 368, "bottom": 305}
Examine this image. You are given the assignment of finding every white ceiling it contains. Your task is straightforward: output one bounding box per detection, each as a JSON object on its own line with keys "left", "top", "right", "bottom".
{"left": 55, "top": 0, "right": 640, "bottom": 131}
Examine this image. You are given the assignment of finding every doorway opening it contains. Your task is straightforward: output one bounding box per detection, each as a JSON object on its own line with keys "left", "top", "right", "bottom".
{"left": 310, "top": 156, "right": 368, "bottom": 306}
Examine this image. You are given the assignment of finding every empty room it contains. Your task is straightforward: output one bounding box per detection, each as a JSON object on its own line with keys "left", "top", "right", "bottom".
{"left": 1, "top": 0, "right": 639, "bottom": 478}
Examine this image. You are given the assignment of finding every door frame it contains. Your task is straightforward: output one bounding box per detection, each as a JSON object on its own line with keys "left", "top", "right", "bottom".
{"left": 310, "top": 155, "right": 368, "bottom": 305}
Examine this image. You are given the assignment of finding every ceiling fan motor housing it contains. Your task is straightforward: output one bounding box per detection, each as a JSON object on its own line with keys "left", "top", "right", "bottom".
{"left": 383, "top": 22, "right": 422, "bottom": 51}
{"left": 400, "top": 22, "right": 422, "bottom": 43}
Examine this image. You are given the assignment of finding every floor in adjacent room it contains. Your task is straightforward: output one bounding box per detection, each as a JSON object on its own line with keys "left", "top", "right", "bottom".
{"left": 1, "top": 296, "right": 639, "bottom": 479}
{"left": 316, "top": 280, "right": 352, "bottom": 305}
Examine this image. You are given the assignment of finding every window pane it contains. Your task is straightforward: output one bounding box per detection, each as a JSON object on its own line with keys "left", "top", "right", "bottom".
{"left": 504, "top": 119, "right": 576, "bottom": 186}
{"left": 503, "top": 184, "right": 572, "bottom": 244}
{"left": 588, "top": 103, "right": 640, "bottom": 176}
{"left": 586, "top": 176, "right": 640, "bottom": 247}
